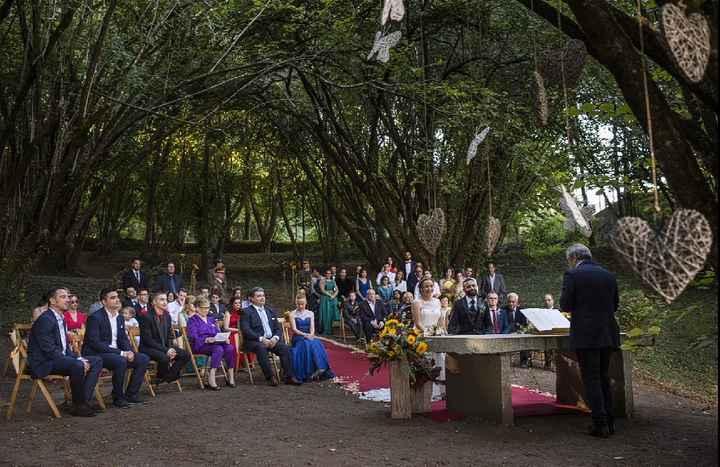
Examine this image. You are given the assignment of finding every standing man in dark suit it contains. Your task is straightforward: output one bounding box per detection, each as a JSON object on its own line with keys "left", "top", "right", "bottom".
{"left": 401, "top": 251, "right": 417, "bottom": 287}
{"left": 502, "top": 292, "right": 530, "bottom": 367}
{"left": 137, "top": 292, "right": 190, "bottom": 384}
{"left": 560, "top": 244, "right": 620, "bottom": 438}
{"left": 83, "top": 288, "right": 150, "bottom": 408}
{"left": 448, "top": 278, "right": 486, "bottom": 335}
{"left": 406, "top": 264, "right": 424, "bottom": 300}
{"left": 479, "top": 262, "right": 507, "bottom": 302}
{"left": 122, "top": 258, "right": 149, "bottom": 292}
{"left": 359, "top": 289, "right": 387, "bottom": 341}
{"left": 155, "top": 262, "right": 184, "bottom": 295}
{"left": 27, "top": 288, "right": 103, "bottom": 417}
{"left": 240, "top": 287, "right": 301, "bottom": 386}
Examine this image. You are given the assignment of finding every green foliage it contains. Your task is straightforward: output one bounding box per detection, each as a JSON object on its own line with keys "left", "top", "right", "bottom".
{"left": 520, "top": 211, "right": 566, "bottom": 257}
{"left": 617, "top": 289, "right": 664, "bottom": 351}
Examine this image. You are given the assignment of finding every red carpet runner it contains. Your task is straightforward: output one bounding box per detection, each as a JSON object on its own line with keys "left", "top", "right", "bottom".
{"left": 323, "top": 338, "right": 584, "bottom": 421}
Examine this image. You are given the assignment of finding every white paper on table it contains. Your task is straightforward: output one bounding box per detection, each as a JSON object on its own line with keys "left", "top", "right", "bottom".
{"left": 213, "top": 332, "right": 230, "bottom": 342}
{"left": 520, "top": 308, "right": 569, "bottom": 332}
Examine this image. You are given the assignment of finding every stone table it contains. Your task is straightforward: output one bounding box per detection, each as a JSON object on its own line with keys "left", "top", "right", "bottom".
{"left": 426, "top": 334, "right": 633, "bottom": 426}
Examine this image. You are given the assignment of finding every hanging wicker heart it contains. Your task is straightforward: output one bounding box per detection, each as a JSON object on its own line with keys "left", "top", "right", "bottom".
{"left": 530, "top": 71, "right": 549, "bottom": 127}
{"left": 538, "top": 39, "right": 587, "bottom": 89}
{"left": 661, "top": 2, "right": 710, "bottom": 83}
{"left": 610, "top": 209, "right": 712, "bottom": 304}
{"left": 416, "top": 208, "right": 446, "bottom": 255}
{"left": 486, "top": 216, "right": 502, "bottom": 256}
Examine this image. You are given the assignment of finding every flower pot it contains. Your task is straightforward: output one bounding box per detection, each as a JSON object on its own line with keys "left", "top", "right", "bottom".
{"left": 389, "top": 358, "right": 412, "bottom": 419}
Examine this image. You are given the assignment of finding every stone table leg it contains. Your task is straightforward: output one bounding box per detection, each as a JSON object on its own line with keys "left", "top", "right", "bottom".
{"left": 556, "top": 350, "right": 634, "bottom": 419}
{"left": 445, "top": 353, "right": 513, "bottom": 425}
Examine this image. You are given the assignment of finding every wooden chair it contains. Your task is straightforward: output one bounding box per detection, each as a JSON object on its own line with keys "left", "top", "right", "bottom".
{"left": 179, "top": 325, "right": 228, "bottom": 389}
{"left": 126, "top": 327, "right": 180, "bottom": 393}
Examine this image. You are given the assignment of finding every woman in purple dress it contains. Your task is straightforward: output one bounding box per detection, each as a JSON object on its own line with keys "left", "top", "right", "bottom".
{"left": 187, "top": 297, "right": 236, "bottom": 390}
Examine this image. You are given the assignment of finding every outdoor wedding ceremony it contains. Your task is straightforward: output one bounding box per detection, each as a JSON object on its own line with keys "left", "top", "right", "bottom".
{"left": 0, "top": 0, "right": 717, "bottom": 465}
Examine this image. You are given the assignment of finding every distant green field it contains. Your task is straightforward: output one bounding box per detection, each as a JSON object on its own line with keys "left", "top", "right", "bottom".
{"left": 495, "top": 247, "right": 718, "bottom": 403}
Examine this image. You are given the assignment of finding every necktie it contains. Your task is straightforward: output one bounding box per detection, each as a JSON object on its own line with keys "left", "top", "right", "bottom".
{"left": 493, "top": 310, "right": 499, "bottom": 333}
{"left": 135, "top": 271, "right": 140, "bottom": 282}
{"left": 470, "top": 299, "right": 476, "bottom": 313}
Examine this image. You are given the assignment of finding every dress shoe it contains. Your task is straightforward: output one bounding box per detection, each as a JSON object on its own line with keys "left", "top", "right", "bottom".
{"left": 587, "top": 424, "right": 610, "bottom": 438}
{"left": 89, "top": 401, "right": 105, "bottom": 413}
{"left": 607, "top": 416, "right": 616, "bottom": 435}
{"left": 268, "top": 377, "right": 280, "bottom": 387}
{"left": 70, "top": 403, "right": 96, "bottom": 417}
{"left": 112, "top": 398, "right": 130, "bottom": 409}
{"left": 285, "top": 377, "right": 303, "bottom": 386}
{"left": 207, "top": 384, "right": 222, "bottom": 391}
{"left": 226, "top": 381, "right": 236, "bottom": 388}
{"left": 126, "top": 396, "right": 145, "bottom": 404}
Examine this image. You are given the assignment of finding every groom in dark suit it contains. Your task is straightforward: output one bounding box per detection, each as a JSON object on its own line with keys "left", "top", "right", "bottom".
{"left": 27, "top": 288, "right": 103, "bottom": 417}
{"left": 448, "top": 278, "right": 486, "bottom": 335}
{"left": 560, "top": 244, "right": 620, "bottom": 438}
{"left": 240, "top": 287, "right": 301, "bottom": 386}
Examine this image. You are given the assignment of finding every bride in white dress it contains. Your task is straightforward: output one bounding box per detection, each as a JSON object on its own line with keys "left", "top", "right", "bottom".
{"left": 412, "top": 278, "right": 447, "bottom": 388}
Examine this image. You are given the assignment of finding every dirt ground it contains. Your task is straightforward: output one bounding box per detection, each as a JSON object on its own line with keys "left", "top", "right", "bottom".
{"left": 1, "top": 269, "right": 717, "bottom": 466}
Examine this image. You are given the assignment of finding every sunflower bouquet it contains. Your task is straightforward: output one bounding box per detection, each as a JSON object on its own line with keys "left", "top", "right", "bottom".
{"left": 367, "top": 319, "right": 437, "bottom": 388}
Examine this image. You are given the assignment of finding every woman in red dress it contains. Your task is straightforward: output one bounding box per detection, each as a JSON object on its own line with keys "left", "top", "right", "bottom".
{"left": 63, "top": 294, "right": 87, "bottom": 331}
{"left": 224, "top": 297, "right": 254, "bottom": 365}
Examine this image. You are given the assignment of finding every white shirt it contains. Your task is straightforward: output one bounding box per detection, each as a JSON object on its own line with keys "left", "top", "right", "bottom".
{"left": 404, "top": 261, "right": 413, "bottom": 278}
{"left": 106, "top": 310, "right": 119, "bottom": 349}
{"left": 488, "top": 307, "right": 499, "bottom": 329}
{"left": 50, "top": 309, "right": 67, "bottom": 354}
{"left": 414, "top": 281, "right": 440, "bottom": 300}
{"left": 465, "top": 295, "right": 480, "bottom": 312}
{"left": 125, "top": 318, "right": 139, "bottom": 328}
{"left": 253, "top": 305, "right": 273, "bottom": 340}
{"left": 394, "top": 280, "right": 407, "bottom": 293}
{"left": 167, "top": 300, "right": 183, "bottom": 325}
{"left": 488, "top": 274, "right": 496, "bottom": 291}
{"left": 376, "top": 271, "right": 396, "bottom": 286}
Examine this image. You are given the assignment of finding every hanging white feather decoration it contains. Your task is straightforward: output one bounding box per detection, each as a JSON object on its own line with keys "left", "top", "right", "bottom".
{"left": 367, "top": 30, "right": 402, "bottom": 63}
{"left": 559, "top": 185, "right": 592, "bottom": 237}
{"left": 466, "top": 127, "right": 491, "bottom": 164}
{"left": 381, "top": 0, "right": 405, "bottom": 25}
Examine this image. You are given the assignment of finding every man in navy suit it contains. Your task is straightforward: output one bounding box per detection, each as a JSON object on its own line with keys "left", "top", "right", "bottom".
{"left": 240, "top": 287, "right": 301, "bottom": 386}
{"left": 27, "top": 287, "right": 103, "bottom": 416}
{"left": 155, "top": 262, "right": 184, "bottom": 294}
{"left": 121, "top": 258, "right": 149, "bottom": 292}
{"left": 359, "top": 289, "right": 387, "bottom": 341}
{"left": 401, "top": 250, "right": 417, "bottom": 285}
{"left": 448, "top": 278, "right": 486, "bottom": 335}
{"left": 481, "top": 292, "right": 508, "bottom": 335}
{"left": 501, "top": 292, "right": 531, "bottom": 367}
{"left": 83, "top": 288, "right": 150, "bottom": 408}
{"left": 479, "top": 262, "right": 507, "bottom": 303}
{"left": 560, "top": 244, "right": 620, "bottom": 438}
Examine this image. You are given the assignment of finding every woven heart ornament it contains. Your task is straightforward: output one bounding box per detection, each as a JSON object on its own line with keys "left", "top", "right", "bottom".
{"left": 661, "top": 2, "right": 710, "bottom": 83}
{"left": 486, "top": 216, "right": 502, "bottom": 255}
{"left": 530, "top": 71, "right": 549, "bottom": 127}
{"left": 610, "top": 209, "right": 712, "bottom": 304}
{"left": 416, "top": 208, "right": 446, "bottom": 255}
{"left": 538, "top": 39, "right": 587, "bottom": 89}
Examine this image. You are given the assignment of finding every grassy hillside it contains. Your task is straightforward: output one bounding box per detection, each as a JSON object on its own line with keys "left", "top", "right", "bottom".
{"left": 494, "top": 247, "right": 718, "bottom": 404}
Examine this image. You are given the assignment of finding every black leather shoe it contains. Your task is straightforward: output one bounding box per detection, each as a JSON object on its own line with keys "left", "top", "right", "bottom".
{"left": 71, "top": 403, "right": 97, "bottom": 417}
{"left": 607, "top": 417, "right": 616, "bottom": 435}
{"left": 112, "top": 398, "right": 130, "bottom": 409}
{"left": 89, "top": 401, "right": 105, "bottom": 413}
{"left": 285, "top": 377, "right": 303, "bottom": 386}
{"left": 207, "top": 384, "right": 222, "bottom": 391}
{"left": 587, "top": 424, "right": 610, "bottom": 438}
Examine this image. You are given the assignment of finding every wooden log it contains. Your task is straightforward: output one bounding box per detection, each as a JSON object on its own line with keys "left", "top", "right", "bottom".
{"left": 411, "top": 380, "right": 433, "bottom": 413}
{"left": 390, "top": 359, "right": 412, "bottom": 419}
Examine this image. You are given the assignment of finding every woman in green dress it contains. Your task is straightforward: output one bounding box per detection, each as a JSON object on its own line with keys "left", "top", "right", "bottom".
{"left": 319, "top": 268, "right": 340, "bottom": 335}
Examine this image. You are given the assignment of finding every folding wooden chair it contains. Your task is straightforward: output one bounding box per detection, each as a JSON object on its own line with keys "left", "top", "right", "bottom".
{"left": 179, "top": 325, "right": 228, "bottom": 389}
{"left": 127, "top": 327, "right": 180, "bottom": 394}
{"left": 233, "top": 331, "right": 257, "bottom": 384}
{"left": 2, "top": 325, "right": 24, "bottom": 378}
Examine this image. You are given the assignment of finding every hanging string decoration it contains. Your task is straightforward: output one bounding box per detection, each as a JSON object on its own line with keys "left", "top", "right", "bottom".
{"left": 538, "top": 39, "right": 587, "bottom": 89}
{"left": 580, "top": 205, "right": 595, "bottom": 226}
{"left": 466, "top": 127, "right": 491, "bottom": 164}
{"left": 486, "top": 216, "right": 502, "bottom": 255}
{"left": 610, "top": 210, "right": 712, "bottom": 304}
{"left": 660, "top": 1, "right": 711, "bottom": 83}
{"left": 558, "top": 185, "right": 592, "bottom": 237}
{"left": 367, "top": 30, "right": 402, "bottom": 63}
{"left": 530, "top": 71, "right": 549, "bottom": 127}
{"left": 381, "top": 0, "right": 405, "bottom": 25}
{"left": 416, "top": 208, "right": 446, "bottom": 255}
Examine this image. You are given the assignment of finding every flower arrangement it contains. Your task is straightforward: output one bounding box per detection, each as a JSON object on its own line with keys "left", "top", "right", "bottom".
{"left": 367, "top": 319, "right": 437, "bottom": 388}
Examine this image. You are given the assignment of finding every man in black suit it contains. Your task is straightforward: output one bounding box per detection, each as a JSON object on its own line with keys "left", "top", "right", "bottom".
{"left": 135, "top": 289, "right": 151, "bottom": 317}
{"left": 122, "top": 286, "right": 139, "bottom": 309}
{"left": 479, "top": 262, "right": 507, "bottom": 302}
{"left": 83, "top": 288, "right": 150, "bottom": 408}
{"left": 401, "top": 250, "right": 417, "bottom": 286}
{"left": 560, "top": 244, "right": 620, "bottom": 438}
{"left": 502, "top": 292, "right": 530, "bottom": 367}
{"left": 155, "top": 262, "right": 184, "bottom": 295}
{"left": 406, "top": 264, "right": 424, "bottom": 300}
{"left": 359, "top": 289, "right": 387, "bottom": 341}
{"left": 342, "top": 291, "right": 364, "bottom": 343}
{"left": 27, "top": 288, "right": 103, "bottom": 417}
{"left": 448, "top": 278, "right": 486, "bottom": 335}
{"left": 122, "top": 258, "right": 149, "bottom": 292}
{"left": 208, "top": 290, "right": 225, "bottom": 320}
{"left": 240, "top": 287, "right": 301, "bottom": 386}
{"left": 138, "top": 292, "right": 190, "bottom": 384}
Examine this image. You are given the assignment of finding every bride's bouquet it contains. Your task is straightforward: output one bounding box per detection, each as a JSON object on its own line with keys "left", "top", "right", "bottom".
{"left": 367, "top": 319, "right": 437, "bottom": 388}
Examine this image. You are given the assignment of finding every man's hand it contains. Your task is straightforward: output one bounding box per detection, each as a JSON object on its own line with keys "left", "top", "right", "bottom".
{"left": 125, "top": 351, "right": 135, "bottom": 362}
{"left": 82, "top": 360, "right": 90, "bottom": 374}
{"left": 268, "top": 337, "right": 279, "bottom": 349}
{"left": 167, "top": 348, "right": 177, "bottom": 359}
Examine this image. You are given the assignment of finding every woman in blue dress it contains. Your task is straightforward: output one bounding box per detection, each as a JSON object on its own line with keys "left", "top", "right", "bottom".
{"left": 377, "top": 275, "right": 394, "bottom": 304}
{"left": 355, "top": 268, "right": 373, "bottom": 301}
{"left": 289, "top": 295, "right": 335, "bottom": 382}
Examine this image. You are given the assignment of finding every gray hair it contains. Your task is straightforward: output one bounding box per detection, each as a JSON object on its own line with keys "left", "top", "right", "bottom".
{"left": 507, "top": 292, "right": 519, "bottom": 301}
{"left": 566, "top": 243, "right": 592, "bottom": 261}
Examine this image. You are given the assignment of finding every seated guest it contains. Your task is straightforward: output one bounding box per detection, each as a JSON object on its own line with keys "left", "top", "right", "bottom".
{"left": 376, "top": 263, "right": 396, "bottom": 286}
{"left": 454, "top": 272, "right": 466, "bottom": 300}
{"left": 393, "top": 271, "right": 407, "bottom": 294}
{"left": 198, "top": 286, "right": 210, "bottom": 299}
{"left": 502, "top": 292, "right": 530, "bottom": 367}
{"left": 289, "top": 295, "right": 335, "bottom": 382}
{"left": 448, "top": 278, "right": 486, "bottom": 335}
{"left": 388, "top": 290, "right": 403, "bottom": 316}
{"left": 138, "top": 293, "right": 191, "bottom": 385}
{"left": 187, "top": 297, "right": 236, "bottom": 389}
{"left": 342, "top": 292, "right": 364, "bottom": 343}
{"left": 224, "top": 297, "right": 254, "bottom": 367}
{"left": 439, "top": 295, "right": 452, "bottom": 327}
{"left": 209, "top": 290, "right": 225, "bottom": 320}
{"left": 135, "top": 289, "right": 151, "bottom": 317}
{"left": 359, "top": 289, "right": 386, "bottom": 341}
{"left": 542, "top": 293, "right": 555, "bottom": 369}
{"left": 167, "top": 288, "right": 187, "bottom": 327}
{"left": 122, "top": 306, "right": 139, "bottom": 329}
{"left": 155, "top": 262, "right": 184, "bottom": 295}
{"left": 32, "top": 301, "right": 48, "bottom": 322}
{"left": 397, "top": 291, "right": 415, "bottom": 324}
{"left": 122, "top": 286, "right": 139, "bottom": 309}
{"left": 482, "top": 292, "right": 507, "bottom": 335}
{"left": 479, "top": 262, "right": 507, "bottom": 302}
{"left": 335, "top": 268, "right": 355, "bottom": 302}
{"left": 64, "top": 294, "right": 87, "bottom": 332}
{"left": 240, "top": 287, "right": 301, "bottom": 386}
{"left": 544, "top": 293, "right": 555, "bottom": 309}
{"left": 166, "top": 291, "right": 176, "bottom": 305}
{"left": 179, "top": 296, "right": 196, "bottom": 327}
{"left": 377, "top": 275, "right": 394, "bottom": 304}
{"left": 28, "top": 288, "right": 103, "bottom": 417}
{"left": 82, "top": 288, "right": 150, "bottom": 408}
